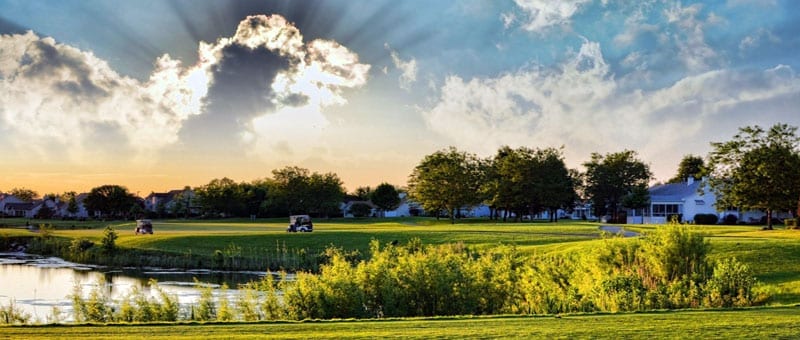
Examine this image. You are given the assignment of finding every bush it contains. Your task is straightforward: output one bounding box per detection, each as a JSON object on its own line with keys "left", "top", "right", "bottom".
{"left": 722, "top": 214, "right": 738, "bottom": 225}
{"left": 348, "top": 202, "right": 373, "bottom": 218}
{"left": 666, "top": 214, "right": 683, "bottom": 223}
{"left": 101, "top": 226, "right": 117, "bottom": 254}
{"left": 704, "top": 258, "right": 760, "bottom": 307}
{"left": 693, "top": 214, "right": 719, "bottom": 225}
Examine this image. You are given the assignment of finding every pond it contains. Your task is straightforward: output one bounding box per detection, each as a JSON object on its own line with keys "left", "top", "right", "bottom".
{"left": 0, "top": 252, "right": 279, "bottom": 323}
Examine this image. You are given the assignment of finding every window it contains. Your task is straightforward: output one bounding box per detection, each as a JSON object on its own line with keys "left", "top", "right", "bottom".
{"left": 652, "top": 204, "right": 680, "bottom": 216}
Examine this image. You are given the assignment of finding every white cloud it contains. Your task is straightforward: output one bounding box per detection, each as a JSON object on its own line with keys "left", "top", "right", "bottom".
{"left": 739, "top": 28, "right": 781, "bottom": 53}
{"left": 422, "top": 39, "right": 800, "bottom": 181}
{"left": 0, "top": 31, "right": 206, "bottom": 162}
{"left": 663, "top": 2, "right": 720, "bottom": 72}
{"left": 509, "top": 0, "right": 592, "bottom": 33}
{"left": 384, "top": 43, "right": 418, "bottom": 91}
{"left": 0, "top": 15, "right": 370, "bottom": 165}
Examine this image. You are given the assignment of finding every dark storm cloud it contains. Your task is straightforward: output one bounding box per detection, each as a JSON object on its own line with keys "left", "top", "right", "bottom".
{"left": 177, "top": 42, "right": 291, "bottom": 152}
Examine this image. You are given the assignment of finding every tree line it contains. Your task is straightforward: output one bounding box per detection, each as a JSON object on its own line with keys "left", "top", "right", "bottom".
{"left": 5, "top": 123, "right": 799, "bottom": 223}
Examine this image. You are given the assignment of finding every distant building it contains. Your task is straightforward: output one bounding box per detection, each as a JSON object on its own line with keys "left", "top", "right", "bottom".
{"left": 144, "top": 188, "right": 197, "bottom": 216}
{"left": 628, "top": 177, "right": 791, "bottom": 224}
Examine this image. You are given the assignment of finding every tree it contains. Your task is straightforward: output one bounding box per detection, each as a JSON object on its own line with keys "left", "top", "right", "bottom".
{"left": 348, "top": 202, "right": 373, "bottom": 218}
{"left": 408, "top": 147, "right": 484, "bottom": 224}
{"left": 483, "top": 146, "right": 576, "bottom": 222}
{"left": 101, "top": 226, "right": 118, "bottom": 254}
{"left": 268, "top": 166, "right": 345, "bottom": 218}
{"left": 668, "top": 155, "right": 707, "bottom": 183}
{"left": 354, "top": 186, "right": 372, "bottom": 201}
{"left": 306, "top": 172, "right": 345, "bottom": 218}
{"left": 622, "top": 185, "right": 651, "bottom": 222}
{"left": 62, "top": 192, "right": 79, "bottom": 217}
{"left": 370, "top": 183, "right": 401, "bottom": 217}
{"left": 83, "top": 185, "right": 139, "bottom": 219}
{"left": 9, "top": 188, "right": 38, "bottom": 202}
{"left": 583, "top": 150, "right": 652, "bottom": 223}
{"left": 271, "top": 167, "right": 312, "bottom": 215}
{"left": 194, "top": 178, "right": 246, "bottom": 217}
{"left": 707, "top": 124, "right": 800, "bottom": 229}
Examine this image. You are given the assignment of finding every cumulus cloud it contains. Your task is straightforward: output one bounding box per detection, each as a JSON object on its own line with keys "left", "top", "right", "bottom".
{"left": 663, "top": 2, "right": 721, "bottom": 72}
{"left": 739, "top": 27, "right": 781, "bottom": 53}
{"left": 0, "top": 14, "right": 369, "bottom": 165}
{"left": 384, "top": 43, "right": 417, "bottom": 90}
{"left": 184, "top": 15, "right": 369, "bottom": 158}
{"left": 0, "top": 31, "right": 206, "bottom": 162}
{"left": 509, "top": 0, "right": 592, "bottom": 33}
{"left": 422, "top": 39, "right": 800, "bottom": 180}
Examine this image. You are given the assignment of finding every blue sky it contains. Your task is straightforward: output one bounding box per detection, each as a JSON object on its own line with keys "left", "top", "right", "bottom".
{"left": 1, "top": 0, "right": 799, "bottom": 194}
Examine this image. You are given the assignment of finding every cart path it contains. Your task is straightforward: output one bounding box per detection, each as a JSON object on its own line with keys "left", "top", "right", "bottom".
{"left": 599, "top": 225, "right": 640, "bottom": 237}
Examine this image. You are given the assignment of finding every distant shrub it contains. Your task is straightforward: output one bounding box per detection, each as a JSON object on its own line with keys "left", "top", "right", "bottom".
{"left": 667, "top": 214, "right": 683, "bottom": 223}
{"left": 693, "top": 214, "right": 719, "bottom": 225}
{"left": 722, "top": 214, "right": 738, "bottom": 225}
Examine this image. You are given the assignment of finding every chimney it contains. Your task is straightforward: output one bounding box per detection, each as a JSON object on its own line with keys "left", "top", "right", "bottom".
{"left": 687, "top": 177, "right": 695, "bottom": 185}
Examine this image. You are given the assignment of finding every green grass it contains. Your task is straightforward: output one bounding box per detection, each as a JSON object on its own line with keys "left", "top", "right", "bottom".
{"left": 4, "top": 217, "right": 800, "bottom": 336}
{"left": 4, "top": 306, "right": 800, "bottom": 339}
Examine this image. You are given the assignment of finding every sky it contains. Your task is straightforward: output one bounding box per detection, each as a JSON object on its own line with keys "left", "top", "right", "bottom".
{"left": 1, "top": 0, "right": 799, "bottom": 196}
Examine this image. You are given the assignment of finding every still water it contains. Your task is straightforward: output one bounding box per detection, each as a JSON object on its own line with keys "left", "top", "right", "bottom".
{"left": 0, "top": 253, "right": 272, "bottom": 322}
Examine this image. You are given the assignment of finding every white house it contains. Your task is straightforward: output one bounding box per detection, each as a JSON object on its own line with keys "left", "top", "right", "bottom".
{"left": 629, "top": 177, "right": 718, "bottom": 224}
{"left": 144, "top": 189, "right": 196, "bottom": 215}
{"left": 0, "top": 194, "right": 24, "bottom": 215}
{"left": 628, "top": 177, "right": 791, "bottom": 225}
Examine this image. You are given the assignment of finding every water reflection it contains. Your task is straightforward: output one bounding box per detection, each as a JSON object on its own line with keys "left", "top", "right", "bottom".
{"left": 0, "top": 253, "right": 271, "bottom": 322}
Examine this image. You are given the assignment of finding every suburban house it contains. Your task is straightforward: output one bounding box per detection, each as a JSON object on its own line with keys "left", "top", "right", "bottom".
{"left": 626, "top": 177, "right": 719, "bottom": 224}
{"left": 0, "top": 193, "right": 25, "bottom": 216}
{"left": 627, "top": 177, "right": 789, "bottom": 224}
{"left": 1, "top": 193, "right": 94, "bottom": 219}
{"left": 341, "top": 200, "right": 378, "bottom": 217}
{"left": 144, "top": 188, "right": 197, "bottom": 215}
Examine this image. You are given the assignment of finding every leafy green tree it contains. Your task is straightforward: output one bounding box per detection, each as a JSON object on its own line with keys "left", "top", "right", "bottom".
{"left": 349, "top": 202, "right": 373, "bottom": 218}
{"left": 668, "top": 155, "right": 707, "bottom": 183}
{"left": 583, "top": 150, "right": 652, "bottom": 223}
{"left": 271, "top": 167, "right": 312, "bottom": 215}
{"left": 708, "top": 124, "right": 800, "bottom": 229}
{"left": 62, "top": 192, "right": 79, "bottom": 217}
{"left": 268, "top": 167, "right": 345, "bottom": 218}
{"left": 370, "top": 183, "right": 401, "bottom": 217}
{"left": 408, "top": 147, "right": 484, "bottom": 224}
{"left": 84, "top": 185, "right": 138, "bottom": 219}
{"left": 484, "top": 146, "right": 576, "bottom": 221}
{"left": 354, "top": 186, "right": 372, "bottom": 201}
{"left": 34, "top": 204, "right": 55, "bottom": 219}
{"left": 194, "top": 178, "right": 246, "bottom": 217}
{"left": 9, "top": 188, "right": 37, "bottom": 202}
{"left": 622, "top": 185, "right": 651, "bottom": 221}
{"left": 533, "top": 147, "right": 578, "bottom": 222}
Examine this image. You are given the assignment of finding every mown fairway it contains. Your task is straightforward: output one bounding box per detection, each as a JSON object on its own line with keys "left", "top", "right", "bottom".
{"left": 4, "top": 307, "right": 800, "bottom": 339}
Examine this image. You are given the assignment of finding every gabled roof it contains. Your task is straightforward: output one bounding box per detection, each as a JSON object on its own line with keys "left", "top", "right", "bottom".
{"left": 649, "top": 180, "right": 703, "bottom": 203}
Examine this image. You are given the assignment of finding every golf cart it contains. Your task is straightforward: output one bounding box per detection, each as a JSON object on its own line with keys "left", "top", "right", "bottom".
{"left": 135, "top": 219, "right": 153, "bottom": 235}
{"left": 287, "top": 215, "right": 313, "bottom": 232}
